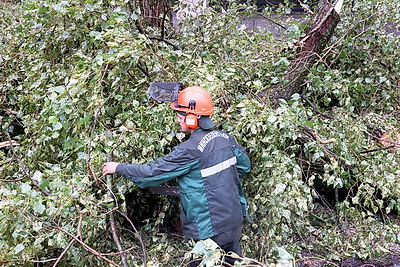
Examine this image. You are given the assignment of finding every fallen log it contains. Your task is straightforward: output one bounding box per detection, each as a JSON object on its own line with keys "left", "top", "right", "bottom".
{"left": 257, "top": 0, "right": 342, "bottom": 105}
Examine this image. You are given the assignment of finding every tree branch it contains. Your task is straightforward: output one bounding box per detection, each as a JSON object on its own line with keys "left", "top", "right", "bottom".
{"left": 257, "top": 0, "right": 341, "bottom": 106}
{"left": 107, "top": 172, "right": 128, "bottom": 267}
{"left": 148, "top": 37, "right": 181, "bottom": 51}
{"left": 54, "top": 224, "right": 121, "bottom": 267}
{"left": 116, "top": 210, "right": 147, "bottom": 265}
{"left": 53, "top": 212, "right": 84, "bottom": 267}
{"left": 6, "top": 133, "right": 50, "bottom": 196}
{"left": 360, "top": 145, "right": 395, "bottom": 154}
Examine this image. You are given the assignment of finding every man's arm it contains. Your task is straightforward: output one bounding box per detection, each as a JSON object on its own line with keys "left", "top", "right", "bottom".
{"left": 102, "top": 146, "right": 197, "bottom": 188}
{"left": 233, "top": 147, "right": 251, "bottom": 178}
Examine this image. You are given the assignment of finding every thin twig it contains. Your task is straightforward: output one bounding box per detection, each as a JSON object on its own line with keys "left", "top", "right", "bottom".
{"left": 360, "top": 145, "right": 395, "bottom": 154}
{"left": 98, "top": 245, "right": 139, "bottom": 256}
{"left": 105, "top": 140, "right": 129, "bottom": 267}
{"left": 0, "top": 140, "right": 19, "bottom": 148}
{"left": 0, "top": 258, "right": 58, "bottom": 264}
{"left": 53, "top": 212, "right": 84, "bottom": 266}
{"left": 6, "top": 133, "right": 50, "bottom": 196}
{"left": 256, "top": 12, "right": 287, "bottom": 30}
{"left": 301, "top": 95, "right": 335, "bottom": 120}
{"left": 136, "top": 59, "right": 151, "bottom": 78}
{"left": 116, "top": 210, "right": 147, "bottom": 265}
{"left": 1, "top": 107, "right": 18, "bottom": 115}
{"left": 296, "top": 0, "right": 314, "bottom": 15}
{"left": 54, "top": 224, "right": 121, "bottom": 267}
{"left": 160, "top": 7, "right": 168, "bottom": 40}
{"left": 148, "top": 37, "right": 181, "bottom": 51}
{"left": 295, "top": 256, "right": 339, "bottom": 266}
{"left": 0, "top": 174, "right": 27, "bottom": 182}
{"left": 87, "top": 83, "right": 120, "bottom": 182}
{"left": 87, "top": 107, "right": 102, "bottom": 182}
{"left": 107, "top": 172, "right": 128, "bottom": 267}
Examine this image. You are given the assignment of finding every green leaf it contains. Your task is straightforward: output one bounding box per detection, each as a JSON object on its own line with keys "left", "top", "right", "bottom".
{"left": 52, "top": 122, "right": 63, "bottom": 131}
{"left": 305, "top": 120, "right": 314, "bottom": 127}
{"left": 267, "top": 114, "right": 277, "bottom": 123}
{"left": 14, "top": 244, "right": 25, "bottom": 254}
{"left": 291, "top": 93, "right": 301, "bottom": 101}
{"left": 21, "top": 183, "right": 32, "bottom": 194}
{"left": 40, "top": 179, "right": 50, "bottom": 191}
{"left": 51, "top": 86, "right": 65, "bottom": 94}
{"left": 38, "top": 6, "right": 48, "bottom": 14}
{"left": 33, "top": 202, "right": 46, "bottom": 215}
{"left": 95, "top": 54, "right": 103, "bottom": 66}
{"left": 49, "top": 116, "right": 58, "bottom": 123}
{"left": 77, "top": 152, "right": 88, "bottom": 160}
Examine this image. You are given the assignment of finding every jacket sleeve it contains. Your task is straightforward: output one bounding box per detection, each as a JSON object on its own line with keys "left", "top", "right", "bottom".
{"left": 233, "top": 145, "right": 251, "bottom": 217}
{"left": 115, "top": 146, "right": 197, "bottom": 188}
{"left": 232, "top": 139, "right": 251, "bottom": 178}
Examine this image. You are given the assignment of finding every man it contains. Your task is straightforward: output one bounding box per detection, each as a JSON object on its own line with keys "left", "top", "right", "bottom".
{"left": 102, "top": 86, "right": 251, "bottom": 265}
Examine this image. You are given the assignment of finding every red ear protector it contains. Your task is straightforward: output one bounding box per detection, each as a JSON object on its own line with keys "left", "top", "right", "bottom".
{"left": 185, "top": 100, "right": 199, "bottom": 129}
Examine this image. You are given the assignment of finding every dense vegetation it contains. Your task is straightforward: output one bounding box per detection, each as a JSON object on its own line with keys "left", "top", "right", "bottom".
{"left": 1, "top": 0, "right": 399, "bottom": 266}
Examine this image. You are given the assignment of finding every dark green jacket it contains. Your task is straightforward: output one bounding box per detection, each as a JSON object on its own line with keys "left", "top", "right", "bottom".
{"left": 116, "top": 129, "right": 251, "bottom": 240}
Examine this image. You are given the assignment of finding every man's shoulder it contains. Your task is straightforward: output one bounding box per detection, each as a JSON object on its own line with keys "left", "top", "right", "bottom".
{"left": 178, "top": 129, "right": 236, "bottom": 150}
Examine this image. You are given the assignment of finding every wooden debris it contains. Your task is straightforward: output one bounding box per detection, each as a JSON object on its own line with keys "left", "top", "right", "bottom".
{"left": 0, "top": 140, "right": 19, "bottom": 149}
{"left": 257, "top": 0, "right": 341, "bottom": 105}
{"left": 306, "top": 127, "right": 337, "bottom": 145}
{"left": 377, "top": 130, "right": 400, "bottom": 152}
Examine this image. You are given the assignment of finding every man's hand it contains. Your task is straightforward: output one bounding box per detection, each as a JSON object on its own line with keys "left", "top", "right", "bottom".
{"left": 102, "top": 162, "right": 119, "bottom": 176}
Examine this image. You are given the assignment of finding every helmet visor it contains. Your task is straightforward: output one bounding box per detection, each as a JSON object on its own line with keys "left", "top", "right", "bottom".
{"left": 148, "top": 82, "right": 183, "bottom": 103}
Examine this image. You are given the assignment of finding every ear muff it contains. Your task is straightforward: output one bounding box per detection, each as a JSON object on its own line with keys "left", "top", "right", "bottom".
{"left": 184, "top": 100, "right": 198, "bottom": 129}
{"left": 185, "top": 113, "right": 198, "bottom": 129}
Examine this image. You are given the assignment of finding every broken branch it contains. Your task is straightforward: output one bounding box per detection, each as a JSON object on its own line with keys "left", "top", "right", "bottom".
{"left": 6, "top": 133, "right": 50, "bottom": 196}
{"left": 107, "top": 173, "right": 128, "bottom": 267}
{"left": 257, "top": 0, "right": 341, "bottom": 105}
{"left": 53, "top": 212, "right": 84, "bottom": 267}
{"left": 54, "top": 224, "right": 121, "bottom": 267}
{"left": 0, "top": 140, "right": 19, "bottom": 148}
{"left": 116, "top": 210, "right": 148, "bottom": 265}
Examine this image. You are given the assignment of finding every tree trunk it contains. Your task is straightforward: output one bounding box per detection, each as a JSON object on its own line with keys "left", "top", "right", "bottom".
{"left": 138, "top": 0, "right": 170, "bottom": 28}
{"left": 257, "top": 0, "right": 340, "bottom": 105}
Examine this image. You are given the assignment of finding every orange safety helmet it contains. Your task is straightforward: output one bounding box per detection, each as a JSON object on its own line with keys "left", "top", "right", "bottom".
{"left": 170, "top": 86, "right": 214, "bottom": 116}
{"left": 170, "top": 86, "right": 214, "bottom": 130}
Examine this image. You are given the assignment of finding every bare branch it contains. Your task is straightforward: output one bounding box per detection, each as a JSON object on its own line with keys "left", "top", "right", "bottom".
{"left": 0, "top": 174, "right": 27, "bottom": 182}
{"left": 6, "top": 133, "right": 50, "bottom": 196}
{"left": 360, "top": 145, "right": 395, "bottom": 154}
{"left": 0, "top": 140, "right": 19, "bottom": 148}
{"left": 107, "top": 173, "right": 128, "bottom": 267}
{"left": 116, "top": 210, "right": 147, "bottom": 265}
{"left": 54, "top": 224, "right": 121, "bottom": 267}
{"left": 296, "top": 0, "right": 314, "bottom": 15}
{"left": 53, "top": 213, "right": 84, "bottom": 267}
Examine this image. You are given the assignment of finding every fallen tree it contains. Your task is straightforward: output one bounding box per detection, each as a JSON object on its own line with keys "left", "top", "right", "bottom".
{"left": 257, "top": 0, "right": 343, "bottom": 105}
{"left": 1, "top": 0, "right": 400, "bottom": 265}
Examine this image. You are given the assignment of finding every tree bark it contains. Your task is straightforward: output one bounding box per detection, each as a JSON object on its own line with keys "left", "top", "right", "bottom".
{"left": 138, "top": 0, "right": 170, "bottom": 28}
{"left": 257, "top": 0, "right": 341, "bottom": 105}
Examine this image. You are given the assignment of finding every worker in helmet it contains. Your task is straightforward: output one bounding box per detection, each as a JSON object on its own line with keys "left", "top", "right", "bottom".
{"left": 102, "top": 86, "right": 251, "bottom": 265}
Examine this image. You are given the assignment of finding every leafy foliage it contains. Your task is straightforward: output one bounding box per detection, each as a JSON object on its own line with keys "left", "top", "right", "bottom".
{"left": 0, "top": 0, "right": 399, "bottom": 265}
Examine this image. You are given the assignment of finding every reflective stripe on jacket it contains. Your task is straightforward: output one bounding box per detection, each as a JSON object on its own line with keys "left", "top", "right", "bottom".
{"left": 115, "top": 128, "right": 251, "bottom": 240}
